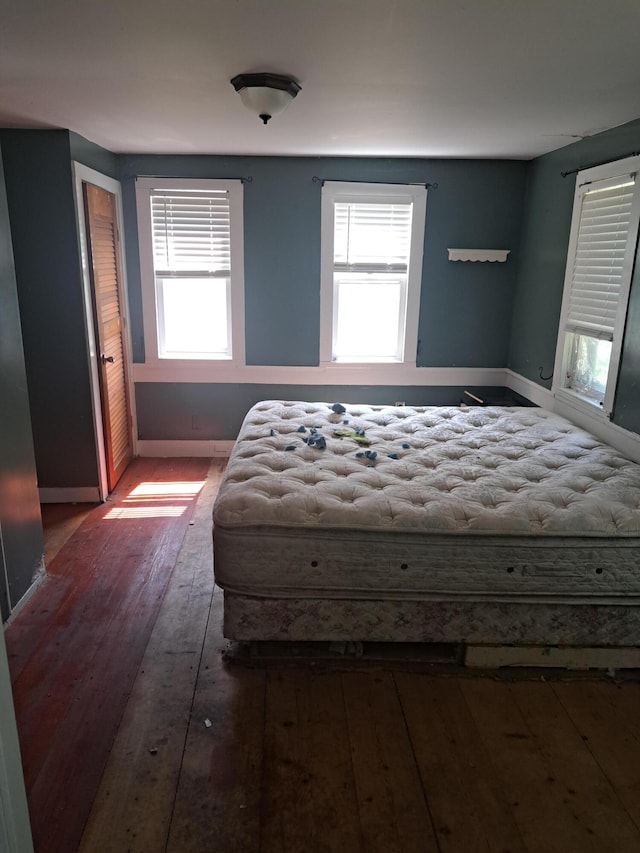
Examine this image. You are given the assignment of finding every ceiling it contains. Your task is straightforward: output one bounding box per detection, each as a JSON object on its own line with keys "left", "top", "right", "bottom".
{"left": 2, "top": 0, "right": 640, "bottom": 160}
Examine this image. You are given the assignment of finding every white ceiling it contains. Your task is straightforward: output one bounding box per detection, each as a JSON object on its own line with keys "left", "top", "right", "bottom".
{"left": 1, "top": 0, "right": 640, "bottom": 160}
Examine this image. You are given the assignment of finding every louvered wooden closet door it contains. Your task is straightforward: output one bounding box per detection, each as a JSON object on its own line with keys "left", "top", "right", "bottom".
{"left": 84, "top": 183, "right": 133, "bottom": 492}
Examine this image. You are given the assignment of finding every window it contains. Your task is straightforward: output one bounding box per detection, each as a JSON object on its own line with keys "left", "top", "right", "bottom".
{"left": 320, "top": 182, "right": 427, "bottom": 365}
{"left": 553, "top": 156, "right": 640, "bottom": 418}
{"left": 136, "top": 178, "right": 245, "bottom": 362}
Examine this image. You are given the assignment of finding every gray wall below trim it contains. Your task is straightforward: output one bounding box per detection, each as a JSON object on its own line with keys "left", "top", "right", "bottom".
{"left": 119, "top": 155, "right": 527, "bottom": 368}
{"left": 0, "top": 146, "right": 43, "bottom": 620}
{"left": 509, "top": 117, "right": 640, "bottom": 436}
{"left": 135, "top": 384, "right": 531, "bottom": 441}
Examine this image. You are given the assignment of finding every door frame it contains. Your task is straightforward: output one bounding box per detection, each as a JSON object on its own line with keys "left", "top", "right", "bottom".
{"left": 0, "top": 621, "right": 34, "bottom": 853}
{"left": 72, "top": 163, "right": 137, "bottom": 501}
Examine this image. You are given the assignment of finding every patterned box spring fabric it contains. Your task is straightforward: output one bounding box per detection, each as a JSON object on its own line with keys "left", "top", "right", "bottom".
{"left": 212, "top": 401, "right": 640, "bottom": 644}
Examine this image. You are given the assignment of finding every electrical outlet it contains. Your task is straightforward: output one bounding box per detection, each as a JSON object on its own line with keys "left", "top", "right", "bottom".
{"left": 395, "top": 401, "right": 406, "bottom": 407}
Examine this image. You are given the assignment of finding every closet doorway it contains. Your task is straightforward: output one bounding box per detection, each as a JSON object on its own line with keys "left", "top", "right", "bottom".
{"left": 74, "top": 164, "right": 135, "bottom": 499}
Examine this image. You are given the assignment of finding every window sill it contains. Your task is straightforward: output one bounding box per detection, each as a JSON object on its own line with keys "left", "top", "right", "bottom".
{"left": 553, "top": 388, "right": 611, "bottom": 424}
{"left": 158, "top": 355, "right": 233, "bottom": 362}
{"left": 320, "top": 360, "right": 416, "bottom": 369}
{"left": 131, "top": 360, "right": 507, "bottom": 386}
{"left": 132, "top": 360, "right": 420, "bottom": 384}
{"left": 132, "top": 358, "right": 245, "bottom": 382}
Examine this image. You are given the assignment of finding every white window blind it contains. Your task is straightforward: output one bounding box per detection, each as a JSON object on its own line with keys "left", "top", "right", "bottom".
{"left": 151, "top": 189, "right": 231, "bottom": 276}
{"left": 333, "top": 201, "right": 413, "bottom": 270}
{"left": 320, "top": 181, "right": 426, "bottom": 367}
{"left": 331, "top": 199, "right": 414, "bottom": 361}
{"left": 136, "top": 177, "right": 245, "bottom": 365}
{"left": 564, "top": 175, "right": 636, "bottom": 341}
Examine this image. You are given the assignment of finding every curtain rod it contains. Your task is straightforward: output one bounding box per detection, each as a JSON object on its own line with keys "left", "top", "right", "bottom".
{"left": 312, "top": 176, "right": 438, "bottom": 188}
{"left": 133, "top": 175, "right": 253, "bottom": 183}
{"left": 561, "top": 153, "right": 639, "bottom": 178}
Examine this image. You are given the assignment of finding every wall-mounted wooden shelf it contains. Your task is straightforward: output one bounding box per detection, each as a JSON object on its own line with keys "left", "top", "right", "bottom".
{"left": 447, "top": 249, "right": 510, "bottom": 262}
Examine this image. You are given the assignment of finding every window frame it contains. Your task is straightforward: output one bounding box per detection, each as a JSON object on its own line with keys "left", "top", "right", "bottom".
{"left": 135, "top": 177, "right": 245, "bottom": 366}
{"left": 319, "top": 181, "right": 427, "bottom": 367}
{"left": 552, "top": 155, "right": 640, "bottom": 422}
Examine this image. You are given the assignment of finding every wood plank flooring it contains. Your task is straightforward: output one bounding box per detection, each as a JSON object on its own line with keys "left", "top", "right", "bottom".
{"left": 6, "top": 458, "right": 640, "bottom": 853}
{"left": 6, "top": 457, "right": 211, "bottom": 853}
{"left": 40, "top": 502, "right": 98, "bottom": 566}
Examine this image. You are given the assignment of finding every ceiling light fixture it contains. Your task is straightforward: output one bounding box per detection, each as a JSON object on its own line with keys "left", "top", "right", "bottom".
{"left": 230, "top": 72, "right": 301, "bottom": 125}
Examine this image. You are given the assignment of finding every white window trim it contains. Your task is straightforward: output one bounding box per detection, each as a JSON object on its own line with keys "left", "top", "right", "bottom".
{"left": 552, "top": 155, "right": 640, "bottom": 424}
{"left": 135, "top": 177, "right": 245, "bottom": 368}
{"left": 319, "top": 181, "right": 427, "bottom": 368}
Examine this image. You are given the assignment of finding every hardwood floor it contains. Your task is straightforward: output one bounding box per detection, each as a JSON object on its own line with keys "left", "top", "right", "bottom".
{"left": 40, "top": 502, "right": 98, "bottom": 566}
{"left": 7, "top": 458, "right": 640, "bottom": 852}
{"left": 6, "top": 458, "right": 212, "bottom": 853}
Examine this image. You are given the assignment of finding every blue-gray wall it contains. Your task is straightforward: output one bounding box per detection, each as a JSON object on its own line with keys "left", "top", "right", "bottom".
{"left": 5, "top": 121, "right": 640, "bottom": 482}
{"left": 0, "top": 131, "right": 117, "bottom": 492}
{"left": 0, "top": 130, "right": 99, "bottom": 489}
{"left": 122, "top": 155, "right": 527, "bottom": 436}
{"left": 121, "top": 155, "right": 527, "bottom": 366}
{"left": 69, "top": 131, "right": 119, "bottom": 179}
{"left": 0, "top": 145, "right": 43, "bottom": 620}
{"left": 509, "top": 118, "right": 640, "bottom": 434}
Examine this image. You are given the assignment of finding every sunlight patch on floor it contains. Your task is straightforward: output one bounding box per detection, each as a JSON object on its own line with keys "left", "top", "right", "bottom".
{"left": 128, "top": 481, "right": 206, "bottom": 498}
{"left": 103, "top": 480, "right": 206, "bottom": 520}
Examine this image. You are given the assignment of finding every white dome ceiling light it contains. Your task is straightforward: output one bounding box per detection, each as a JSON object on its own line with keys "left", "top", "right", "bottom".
{"left": 230, "top": 72, "right": 301, "bottom": 125}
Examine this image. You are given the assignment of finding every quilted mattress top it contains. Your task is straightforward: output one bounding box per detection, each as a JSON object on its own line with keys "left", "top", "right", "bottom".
{"left": 213, "top": 401, "right": 640, "bottom": 537}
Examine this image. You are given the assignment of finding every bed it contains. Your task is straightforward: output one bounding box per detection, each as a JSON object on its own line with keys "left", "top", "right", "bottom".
{"left": 212, "top": 401, "right": 640, "bottom": 648}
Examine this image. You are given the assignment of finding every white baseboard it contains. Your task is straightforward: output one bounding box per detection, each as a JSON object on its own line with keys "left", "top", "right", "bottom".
{"left": 505, "top": 369, "right": 640, "bottom": 463}
{"left": 504, "top": 369, "right": 554, "bottom": 408}
{"left": 39, "top": 487, "right": 101, "bottom": 504}
{"left": 136, "top": 440, "right": 234, "bottom": 458}
{"left": 465, "top": 645, "right": 640, "bottom": 670}
{"left": 553, "top": 395, "right": 640, "bottom": 464}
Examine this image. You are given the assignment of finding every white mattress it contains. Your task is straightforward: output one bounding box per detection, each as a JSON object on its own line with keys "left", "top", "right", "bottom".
{"left": 212, "top": 401, "right": 640, "bottom": 603}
